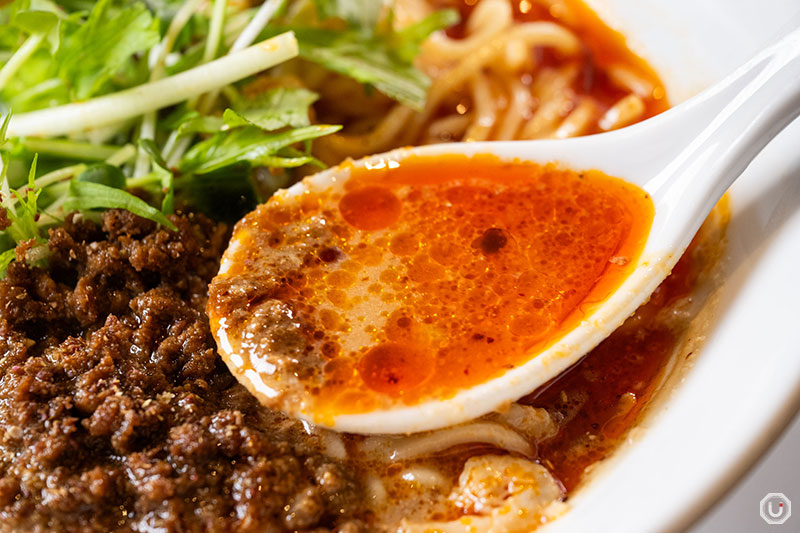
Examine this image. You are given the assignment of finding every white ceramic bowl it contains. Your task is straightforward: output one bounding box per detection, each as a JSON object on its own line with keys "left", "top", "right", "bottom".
{"left": 540, "top": 1, "right": 800, "bottom": 532}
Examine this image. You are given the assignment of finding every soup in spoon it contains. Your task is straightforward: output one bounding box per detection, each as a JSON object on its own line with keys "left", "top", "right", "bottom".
{"left": 207, "top": 154, "right": 653, "bottom": 427}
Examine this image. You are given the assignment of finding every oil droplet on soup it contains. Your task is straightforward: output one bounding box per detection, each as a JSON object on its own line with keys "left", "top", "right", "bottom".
{"left": 207, "top": 155, "right": 654, "bottom": 420}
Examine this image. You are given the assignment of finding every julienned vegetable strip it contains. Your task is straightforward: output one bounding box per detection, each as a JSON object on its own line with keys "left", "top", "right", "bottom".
{"left": 153, "top": 0, "right": 206, "bottom": 81}
{"left": 188, "top": 0, "right": 229, "bottom": 114}
{"left": 198, "top": 0, "right": 287, "bottom": 115}
{"left": 7, "top": 32, "right": 300, "bottom": 138}
{"left": 233, "top": 0, "right": 287, "bottom": 52}
{"left": 204, "top": 0, "right": 229, "bottom": 65}
{"left": 135, "top": 0, "right": 206, "bottom": 177}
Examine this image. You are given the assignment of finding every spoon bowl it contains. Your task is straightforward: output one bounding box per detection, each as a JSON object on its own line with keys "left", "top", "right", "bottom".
{"left": 213, "top": 26, "right": 800, "bottom": 434}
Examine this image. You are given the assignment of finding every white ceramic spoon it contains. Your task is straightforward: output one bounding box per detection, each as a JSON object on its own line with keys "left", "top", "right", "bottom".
{"left": 234, "top": 26, "right": 800, "bottom": 434}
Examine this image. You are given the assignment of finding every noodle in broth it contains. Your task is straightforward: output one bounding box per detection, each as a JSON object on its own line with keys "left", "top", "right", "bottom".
{"left": 297, "top": 0, "right": 667, "bottom": 164}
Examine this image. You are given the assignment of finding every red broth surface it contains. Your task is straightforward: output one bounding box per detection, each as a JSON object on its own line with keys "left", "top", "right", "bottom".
{"left": 208, "top": 155, "right": 654, "bottom": 420}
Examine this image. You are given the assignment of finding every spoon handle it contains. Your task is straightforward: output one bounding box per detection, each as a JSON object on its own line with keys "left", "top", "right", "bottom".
{"left": 648, "top": 25, "right": 800, "bottom": 250}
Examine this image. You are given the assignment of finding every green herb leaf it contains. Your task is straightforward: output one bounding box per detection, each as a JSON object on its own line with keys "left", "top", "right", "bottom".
{"left": 143, "top": 0, "right": 194, "bottom": 23}
{"left": 76, "top": 162, "right": 126, "bottom": 189}
{"left": 41, "top": 0, "right": 95, "bottom": 12}
{"left": 176, "top": 162, "right": 256, "bottom": 222}
{"left": 1, "top": 2, "right": 63, "bottom": 111}
{"left": 289, "top": 8, "right": 457, "bottom": 111}
{"left": 391, "top": 8, "right": 459, "bottom": 63}
{"left": 138, "top": 138, "right": 168, "bottom": 170}
{"left": 55, "top": 0, "right": 160, "bottom": 100}
{"left": 11, "top": 9, "right": 59, "bottom": 36}
{"left": 255, "top": 154, "right": 316, "bottom": 168}
{"left": 295, "top": 27, "right": 428, "bottom": 110}
{"left": 268, "top": 146, "right": 325, "bottom": 168}
{"left": 312, "top": 0, "right": 385, "bottom": 30}
{"left": 1, "top": 115, "right": 58, "bottom": 276}
{"left": 179, "top": 115, "right": 226, "bottom": 136}
{"left": 0, "top": 248, "right": 17, "bottom": 277}
{"left": 4, "top": 0, "right": 61, "bottom": 31}
{"left": 161, "top": 170, "right": 175, "bottom": 214}
{"left": 179, "top": 124, "right": 341, "bottom": 175}
{"left": 164, "top": 108, "right": 226, "bottom": 137}
{"left": 223, "top": 88, "right": 319, "bottom": 131}
{"left": 138, "top": 138, "right": 174, "bottom": 214}
{"left": 2, "top": 153, "right": 45, "bottom": 245}
{"left": 64, "top": 179, "right": 178, "bottom": 231}
{"left": 0, "top": 113, "right": 10, "bottom": 143}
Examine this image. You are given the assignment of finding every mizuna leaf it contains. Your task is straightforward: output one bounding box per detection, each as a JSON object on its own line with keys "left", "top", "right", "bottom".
{"left": 0, "top": 248, "right": 17, "bottom": 277}
{"left": 75, "top": 162, "right": 126, "bottom": 189}
{"left": 312, "top": 0, "right": 385, "bottom": 32}
{"left": 139, "top": 138, "right": 175, "bottom": 214}
{"left": 223, "top": 87, "right": 319, "bottom": 131}
{"left": 288, "top": 8, "right": 458, "bottom": 112}
{"left": 179, "top": 124, "right": 341, "bottom": 174}
{"left": 63, "top": 179, "right": 177, "bottom": 231}
{"left": 55, "top": 0, "right": 160, "bottom": 100}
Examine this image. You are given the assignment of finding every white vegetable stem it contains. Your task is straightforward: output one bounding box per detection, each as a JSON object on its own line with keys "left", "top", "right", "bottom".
{"left": 153, "top": 0, "right": 206, "bottom": 81}
{"left": 7, "top": 32, "right": 299, "bottom": 138}
{"left": 189, "top": 0, "right": 229, "bottom": 110}
{"left": 165, "top": 131, "right": 192, "bottom": 169}
{"left": 177, "top": 0, "right": 230, "bottom": 163}
{"left": 204, "top": 0, "right": 229, "bottom": 64}
{"left": 33, "top": 164, "right": 86, "bottom": 189}
{"left": 134, "top": 112, "right": 158, "bottom": 177}
{"left": 135, "top": 0, "right": 206, "bottom": 177}
{"left": 233, "top": 0, "right": 286, "bottom": 52}
{"left": 197, "top": 0, "right": 286, "bottom": 114}
{"left": 105, "top": 144, "right": 137, "bottom": 167}
{"left": 22, "top": 139, "right": 120, "bottom": 161}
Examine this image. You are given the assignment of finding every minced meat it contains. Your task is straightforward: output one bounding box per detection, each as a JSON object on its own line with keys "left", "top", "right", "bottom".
{"left": 0, "top": 210, "right": 369, "bottom": 533}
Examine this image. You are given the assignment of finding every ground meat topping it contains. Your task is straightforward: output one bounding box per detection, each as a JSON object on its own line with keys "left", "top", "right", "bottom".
{"left": 0, "top": 210, "right": 369, "bottom": 533}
